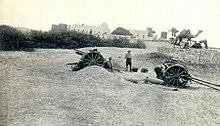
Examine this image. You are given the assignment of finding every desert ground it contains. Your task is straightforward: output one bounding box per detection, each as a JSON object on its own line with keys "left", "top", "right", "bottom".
{"left": 0, "top": 41, "right": 220, "bottom": 126}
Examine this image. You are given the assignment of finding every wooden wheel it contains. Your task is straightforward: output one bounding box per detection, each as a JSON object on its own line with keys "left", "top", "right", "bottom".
{"left": 80, "top": 51, "right": 104, "bottom": 67}
{"left": 164, "top": 64, "right": 190, "bottom": 87}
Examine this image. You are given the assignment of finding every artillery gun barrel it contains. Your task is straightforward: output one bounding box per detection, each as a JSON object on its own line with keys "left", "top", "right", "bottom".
{"left": 66, "top": 62, "right": 78, "bottom": 65}
{"left": 74, "top": 49, "right": 86, "bottom": 56}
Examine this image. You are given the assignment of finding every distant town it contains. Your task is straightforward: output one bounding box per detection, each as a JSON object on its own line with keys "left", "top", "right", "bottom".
{"left": 51, "top": 22, "right": 168, "bottom": 43}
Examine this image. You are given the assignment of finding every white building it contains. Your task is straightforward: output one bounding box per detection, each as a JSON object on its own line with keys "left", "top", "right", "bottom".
{"left": 105, "top": 34, "right": 133, "bottom": 39}
{"left": 129, "top": 29, "right": 148, "bottom": 40}
{"left": 129, "top": 28, "right": 156, "bottom": 40}
{"left": 70, "top": 22, "right": 111, "bottom": 38}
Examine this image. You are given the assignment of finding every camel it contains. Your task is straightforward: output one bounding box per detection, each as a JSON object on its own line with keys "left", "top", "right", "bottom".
{"left": 173, "top": 29, "right": 203, "bottom": 48}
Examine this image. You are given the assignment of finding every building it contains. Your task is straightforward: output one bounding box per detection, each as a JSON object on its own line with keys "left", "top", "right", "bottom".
{"left": 129, "top": 29, "right": 148, "bottom": 40}
{"left": 160, "top": 31, "right": 168, "bottom": 39}
{"left": 129, "top": 27, "right": 156, "bottom": 40}
{"left": 147, "top": 27, "right": 153, "bottom": 37}
{"left": 51, "top": 22, "right": 159, "bottom": 42}
{"left": 105, "top": 34, "right": 133, "bottom": 40}
{"left": 70, "top": 22, "right": 111, "bottom": 38}
{"left": 51, "top": 23, "right": 68, "bottom": 32}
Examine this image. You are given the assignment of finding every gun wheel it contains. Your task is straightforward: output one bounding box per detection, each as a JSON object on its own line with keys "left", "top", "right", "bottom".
{"left": 81, "top": 51, "right": 105, "bottom": 67}
{"left": 164, "top": 64, "right": 190, "bottom": 87}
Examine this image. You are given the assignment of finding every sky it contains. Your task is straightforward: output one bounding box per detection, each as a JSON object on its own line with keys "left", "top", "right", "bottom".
{"left": 0, "top": 0, "right": 220, "bottom": 47}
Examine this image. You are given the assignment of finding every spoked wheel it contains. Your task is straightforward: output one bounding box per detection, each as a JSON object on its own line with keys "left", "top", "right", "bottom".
{"left": 164, "top": 64, "right": 190, "bottom": 87}
{"left": 80, "top": 51, "right": 105, "bottom": 67}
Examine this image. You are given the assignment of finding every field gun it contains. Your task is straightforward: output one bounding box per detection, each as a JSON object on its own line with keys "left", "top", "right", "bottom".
{"left": 154, "top": 58, "right": 220, "bottom": 90}
{"left": 67, "top": 48, "right": 105, "bottom": 71}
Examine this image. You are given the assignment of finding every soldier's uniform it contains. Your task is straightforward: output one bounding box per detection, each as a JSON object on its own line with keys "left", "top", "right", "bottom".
{"left": 125, "top": 50, "right": 132, "bottom": 72}
{"left": 154, "top": 58, "right": 178, "bottom": 80}
{"left": 103, "top": 57, "right": 113, "bottom": 72}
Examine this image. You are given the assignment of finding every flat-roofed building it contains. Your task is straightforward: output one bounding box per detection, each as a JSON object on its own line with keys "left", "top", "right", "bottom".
{"left": 51, "top": 23, "right": 68, "bottom": 32}
{"left": 70, "top": 22, "right": 111, "bottom": 38}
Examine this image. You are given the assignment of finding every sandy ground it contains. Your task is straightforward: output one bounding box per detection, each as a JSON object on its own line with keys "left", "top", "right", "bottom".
{"left": 0, "top": 41, "right": 220, "bottom": 126}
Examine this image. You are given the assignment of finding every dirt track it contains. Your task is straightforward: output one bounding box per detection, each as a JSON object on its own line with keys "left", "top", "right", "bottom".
{"left": 1, "top": 42, "right": 220, "bottom": 126}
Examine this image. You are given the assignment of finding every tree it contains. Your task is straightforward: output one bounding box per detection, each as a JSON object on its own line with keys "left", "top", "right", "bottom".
{"left": 0, "top": 25, "right": 32, "bottom": 51}
{"left": 111, "top": 27, "right": 133, "bottom": 36}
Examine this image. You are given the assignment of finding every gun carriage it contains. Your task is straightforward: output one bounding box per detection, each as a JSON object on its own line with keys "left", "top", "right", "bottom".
{"left": 155, "top": 58, "right": 220, "bottom": 90}
{"left": 67, "top": 49, "right": 105, "bottom": 71}
{"left": 154, "top": 58, "right": 190, "bottom": 87}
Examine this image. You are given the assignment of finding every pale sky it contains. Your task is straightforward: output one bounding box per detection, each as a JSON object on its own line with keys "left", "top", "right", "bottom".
{"left": 1, "top": 0, "right": 220, "bottom": 47}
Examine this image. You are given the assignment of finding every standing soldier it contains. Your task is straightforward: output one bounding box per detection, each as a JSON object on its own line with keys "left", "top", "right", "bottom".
{"left": 125, "top": 50, "right": 132, "bottom": 72}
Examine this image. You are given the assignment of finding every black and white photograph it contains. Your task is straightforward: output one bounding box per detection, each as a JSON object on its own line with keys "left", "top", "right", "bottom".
{"left": 0, "top": 0, "right": 220, "bottom": 125}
